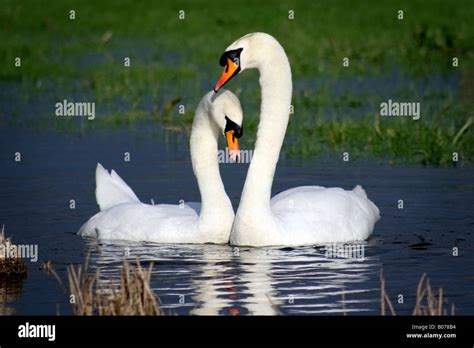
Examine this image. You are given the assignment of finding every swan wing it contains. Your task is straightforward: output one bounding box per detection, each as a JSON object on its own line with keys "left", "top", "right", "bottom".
{"left": 95, "top": 163, "right": 140, "bottom": 211}
{"left": 271, "top": 186, "right": 380, "bottom": 244}
{"left": 78, "top": 202, "right": 201, "bottom": 243}
{"left": 185, "top": 201, "right": 202, "bottom": 214}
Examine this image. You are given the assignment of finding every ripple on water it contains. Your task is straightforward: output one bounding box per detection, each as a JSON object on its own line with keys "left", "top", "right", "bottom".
{"left": 85, "top": 240, "right": 383, "bottom": 315}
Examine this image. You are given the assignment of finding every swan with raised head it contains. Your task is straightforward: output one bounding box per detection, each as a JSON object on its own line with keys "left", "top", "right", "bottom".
{"left": 78, "top": 89, "right": 243, "bottom": 244}
{"left": 214, "top": 33, "right": 380, "bottom": 246}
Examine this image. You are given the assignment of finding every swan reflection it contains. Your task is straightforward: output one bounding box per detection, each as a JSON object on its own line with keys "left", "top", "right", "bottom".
{"left": 85, "top": 239, "right": 381, "bottom": 315}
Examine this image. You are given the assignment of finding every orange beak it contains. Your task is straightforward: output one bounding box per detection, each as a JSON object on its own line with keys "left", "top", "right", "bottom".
{"left": 225, "top": 130, "right": 240, "bottom": 162}
{"left": 214, "top": 58, "right": 239, "bottom": 93}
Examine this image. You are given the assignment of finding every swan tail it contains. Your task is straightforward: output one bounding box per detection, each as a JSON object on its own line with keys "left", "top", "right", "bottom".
{"left": 352, "top": 185, "right": 367, "bottom": 199}
{"left": 353, "top": 185, "right": 381, "bottom": 221}
{"left": 95, "top": 163, "right": 140, "bottom": 211}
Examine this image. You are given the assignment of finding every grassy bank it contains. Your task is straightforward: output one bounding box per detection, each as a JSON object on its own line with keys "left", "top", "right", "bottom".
{"left": 1, "top": 0, "right": 473, "bottom": 165}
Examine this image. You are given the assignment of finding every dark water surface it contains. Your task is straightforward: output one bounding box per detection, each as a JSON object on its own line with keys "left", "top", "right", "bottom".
{"left": 0, "top": 125, "right": 473, "bottom": 315}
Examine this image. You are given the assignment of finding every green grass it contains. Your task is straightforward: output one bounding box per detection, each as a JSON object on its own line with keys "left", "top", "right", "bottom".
{"left": 1, "top": 0, "right": 473, "bottom": 165}
{"left": 287, "top": 114, "right": 474, "bottom": 165}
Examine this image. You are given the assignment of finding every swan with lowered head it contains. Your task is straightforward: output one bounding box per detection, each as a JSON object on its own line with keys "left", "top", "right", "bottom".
{"left": 78, "top": 89, "right": 243, "bottom": 244}
{"left": 214, "top": 33, "right": 380, "bottom": 246}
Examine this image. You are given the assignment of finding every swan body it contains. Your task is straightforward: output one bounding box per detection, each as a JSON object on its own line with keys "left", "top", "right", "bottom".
{"left": 215, "top": 33, "right": 380, "bottom": 246}
{"left": 240, "top": 185, "right": 379, "bottom": 246}
{"left": 78, "top": 90, "right": 243, "bottom": 244}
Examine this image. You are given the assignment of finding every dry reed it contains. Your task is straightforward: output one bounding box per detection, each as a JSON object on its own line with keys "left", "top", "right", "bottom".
{"left": 380, "top": 270, "right": 455, "bottom": 316}
{"left": 0, "top": 225, "right": 27, "bottom": 279}
{"left": 66, "top": 258, "right": 162, "bottom": 315}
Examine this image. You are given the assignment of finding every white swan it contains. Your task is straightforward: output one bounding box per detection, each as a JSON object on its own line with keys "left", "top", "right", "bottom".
{"left": 78, "top": 89, "right": 243, "bottom": 244}
{"left": 214, "top": 33, "right": 380, "bottom": 246}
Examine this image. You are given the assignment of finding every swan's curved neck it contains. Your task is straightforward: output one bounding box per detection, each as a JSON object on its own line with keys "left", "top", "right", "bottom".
{"left": 239, "top": 42, "right": 292, "bottom": 212}
{"left": 190, "top": 101, "right": 233, "bottom": 225}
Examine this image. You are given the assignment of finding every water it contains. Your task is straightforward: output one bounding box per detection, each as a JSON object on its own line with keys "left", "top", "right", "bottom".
{"left": 0, "top": 124, "right": 473, "bottom": 315}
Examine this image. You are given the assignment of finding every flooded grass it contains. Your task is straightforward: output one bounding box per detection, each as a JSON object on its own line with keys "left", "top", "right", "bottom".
{"left": 2, "top": 0, "right": 473, "bottom": 78}
{"left": 1, "top": 0, "right": 473, "bottom": 165}
{"left": 288, "top": 114, "right": 474, "bottom": 165}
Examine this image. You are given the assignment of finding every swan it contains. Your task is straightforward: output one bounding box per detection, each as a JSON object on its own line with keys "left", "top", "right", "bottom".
{"left": 214, "top": 33, "right": 380, "bottom": 246}
{"left": 78, "top": 89, "right": 243, "bottom": 244}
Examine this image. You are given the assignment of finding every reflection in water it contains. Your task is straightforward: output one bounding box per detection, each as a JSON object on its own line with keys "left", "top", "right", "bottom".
{"left": 190, "top": 247, "right": 234, "bottom": 315}
{"left": 2, "top": 122, "right": 472, "bottom": 314}
{"left": 191, "top": 248, "right": 280, "bottom": 315}
{"left": 85, "top": 238, "right": 381, "bottom": 315}
{"left": 238, "top": 249, "right": 281, "bottom": 315}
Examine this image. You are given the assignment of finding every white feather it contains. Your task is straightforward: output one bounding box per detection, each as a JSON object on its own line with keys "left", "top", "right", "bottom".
{"left": 227, "top": 33, "right": 380, "bottom": 246}
{"left": 79, "top": 91, "right": 240, "bottom": 244}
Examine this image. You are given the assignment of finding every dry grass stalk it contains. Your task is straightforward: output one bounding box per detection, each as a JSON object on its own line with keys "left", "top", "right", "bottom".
{"left": 380, "top": 270, "right": 454, "bottom": 316}
{"left": 0, "top": 225, "right": 27, "bottom": 279}
{"left": 67, "top": 259, "right": 162, "bottom": 315}
{"left": 412, "top": 274, "right": 454, "bottom": 316}
{"left": 341, "top": 290, "right": 346, "bottom": 316}
{"left": 380, "top": 269, "right": 396, "bottom": 316}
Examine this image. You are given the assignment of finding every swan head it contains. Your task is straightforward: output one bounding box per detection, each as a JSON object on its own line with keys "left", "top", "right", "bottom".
{"left": 214, "top": 33, "right": 280, "bottom": 92}
{"left": 209, "top": 89, "right": 243, "bottom": 160}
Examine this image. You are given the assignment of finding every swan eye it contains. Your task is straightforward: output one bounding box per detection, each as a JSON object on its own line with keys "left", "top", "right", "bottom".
{"left": 234, "top": 125, "right": 243, "bottom": 138}
{"left": 224, "top": 116, "right": 243, "bottom": 138}
{"left": 219, "top": 47, "right": 243, "bottom": 67}
{"left": 215, "top": 48, "right": 244, "bottom": 93}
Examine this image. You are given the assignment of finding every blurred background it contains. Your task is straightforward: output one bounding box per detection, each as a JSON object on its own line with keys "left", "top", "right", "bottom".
{"left": 1, "top": 0, "right": 473, "bottom": 164}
